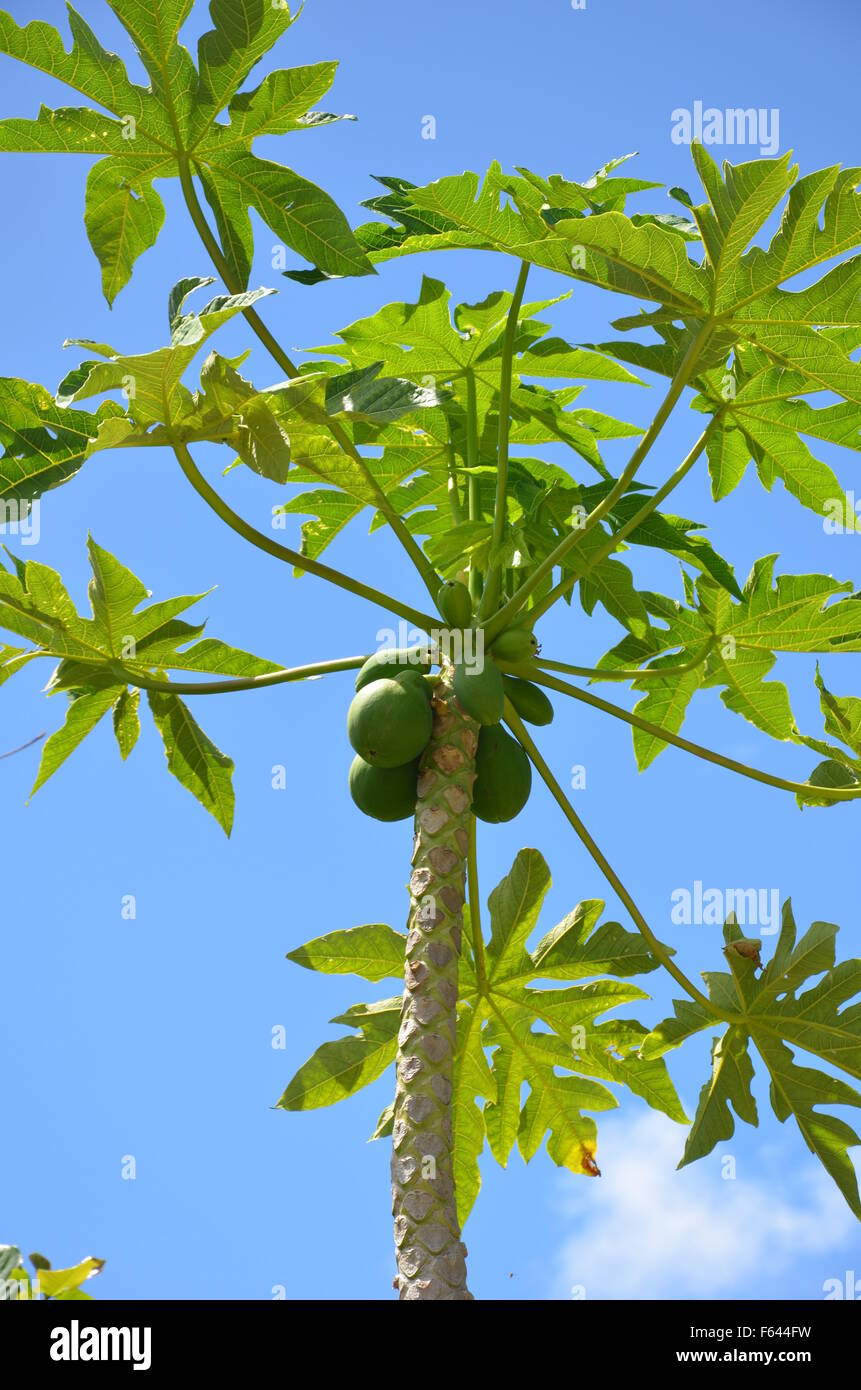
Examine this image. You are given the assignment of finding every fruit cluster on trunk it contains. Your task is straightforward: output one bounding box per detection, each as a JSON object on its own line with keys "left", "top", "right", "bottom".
{"left": 390, "top": 673, "right": 478, "bottom": 1300}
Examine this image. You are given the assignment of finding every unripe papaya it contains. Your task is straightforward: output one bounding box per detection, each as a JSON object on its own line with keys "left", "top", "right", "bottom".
{"left": 502, "top": 675, "right": 554, "bottom": 726}
{"left": 349, "top": 754, "right": 418, "bottom": 822}
{"left": 472, "top": 726, "right": 532, "bottom": 823}
{"left": 437, "top": 579, "right": 473, "bottom": 628}
{"left": 347, "top": 677, "right": 432, "bottom": 767}
{"left": 490, "top": 628, "right": 539, "bottom": 663}
{"left": 393, "top": 668, "right": 433, "bottom": 702}
{"left": 355, "top": 645, "right": 432, "bottom": 692}
{"left": 452, "top": 656, "right": 504, "bottom": 725}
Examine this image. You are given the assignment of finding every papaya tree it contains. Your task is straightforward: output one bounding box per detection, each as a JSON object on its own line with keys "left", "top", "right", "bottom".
{"left": 2, "top": 1, "right": 861, "bottom": 1302}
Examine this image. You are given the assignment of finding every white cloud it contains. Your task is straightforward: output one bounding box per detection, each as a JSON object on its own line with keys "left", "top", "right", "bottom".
{"left": 556, "top": 1111, "right": 855, "bottom": 1299}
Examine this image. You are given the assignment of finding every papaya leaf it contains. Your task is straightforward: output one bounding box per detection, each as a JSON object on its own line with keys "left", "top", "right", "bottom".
{"left": 679, "top": 1026, "right": 758, "bottom": 1167}
{"left": 794, "top": 666, "right": 861, "bottom": 807}
{"left": 0, "top": 2, "right": 371, "bottom": 300}
{"left": 277, "top": 997, "right": 401, "bottom": 1111}
{"left": 275, "top": 448, "right": 426, "bottom": 565}
{"left": 0, "top": 1245, "right": 22, "bottom": 1284}
{"left": 353, "top": 150, "right": 861, "bottom": 527}
{"left": 700, "top": 557, "right": 861, "bottom": 655}
{"left": 37, "top": 1256, "right": 105, "bottom": 1300}
{"left": 631, "top": 654, "right": 705, "bottom": 771}
{"left": 795, "top": 758, "right": 860, "bottom": 809}
{"left": 0, "top": 280, "right": 446, "bottom": 500}
{"left": 369, "top": 1101, "right": 395, "bottom": 1142}
{"left": 112, "top": 687, "right": 141, "bottom": 761}
{"left": 643, "top": 905, "right": 861, "bottom": 1218}
{"left": 564, "top": 528, "right": 650, "bottom": 639}
{"left": 306, "top": 275, "right": 638, "bottom": 390}
{"left": 147, "top": 688, "right": 235, "bottom": 834}
{"left": 698, "top": 560, "right": 861, "bottom": 741}
{"left": 607, "top": 496, "right": 741, "bottom": 599}
{"left": 0, "top": 377, "right": 124, "bottom": 504}
{"left": 0, "top": 539, "right": 281, "bottom": 832}
{"left": 596, "top": 558, "right": 861, "bottom": 764}
{"left": 283, "top": 849, "right": 678, "bottom": 1226}
{"left": 617, "top": 152, "right": 861, "bottom": 523}
{"left": 288, "top": 157, "right": 668, "bottom": 280}
{"left": 287, "top": 924, "right": 406, "bottom": 982}
{"left": 84, "top": 155, "right": 168, "bottom": 308}
{"left": 0, "top": 643, "right": 38, "bottom": 688}
{"left": 0, "top": 1247, "right": 103, "bottom": 1301}
{"left": 817, "top": 665, "right": 861, "bottom": 741}
{"left": 697, "top": 364, "right": 860, "bottom": 521}
{"left": 452, "top": 997, "right": 496, "bottom": 1222}
{"left": 306, "top": 275, "right": 640, "bottom": 463}
{"left": 452, "top": 849, "right": 680, "bottom": 1225}
{"left": 287, "top": 275, "right": 649, "bottom": 574}
{"left": 58, "top": 281, "right": 277, "bottom": 429}
{"left": 29, "top": 687, "right": 117, "bottom": 797}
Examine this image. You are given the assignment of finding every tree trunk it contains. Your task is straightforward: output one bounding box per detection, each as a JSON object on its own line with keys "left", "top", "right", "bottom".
{"left": 391, "top": 673, "right": 478, "bottom": 1300}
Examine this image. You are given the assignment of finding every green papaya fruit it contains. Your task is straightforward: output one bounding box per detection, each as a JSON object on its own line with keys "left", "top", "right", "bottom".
{"left": 437, "top": 579, "right": 473, "bottom": 628}
{"left": 452, "top": 657, "right": 504, "bottom": 725}
{"left": 355, "top": 645, "right": 432, "bottom": 692}
{"left": 502, "top": 675, "right": 554, "bottom": 726}
{"left": 393, "top": 668, "right": 433, "bottom": 702}
{"left": 349, "top": 754, "right": 418, "bottom": 822}
{"left": 347, "top": 677, "right": 433, "bottom": 767}
{"left": 490, "top": 628, "right": 539, "bottom": 663}
{"left": 472, "top": 726, "right": 532, "bottom": 823}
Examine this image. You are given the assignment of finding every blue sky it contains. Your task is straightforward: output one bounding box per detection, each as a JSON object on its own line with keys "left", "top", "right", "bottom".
{"left": 2, "top": 0, "right": 861, "bottom": 1300}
